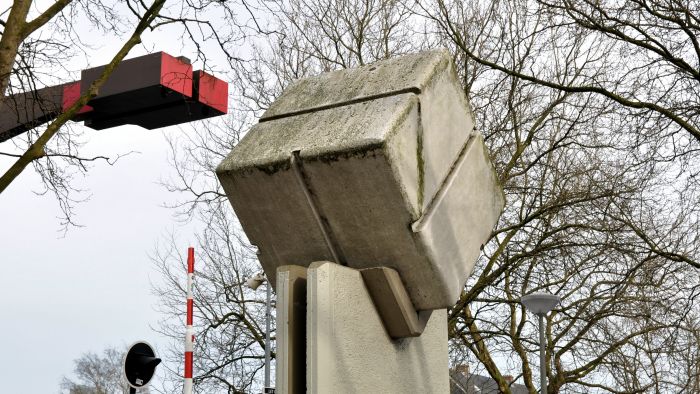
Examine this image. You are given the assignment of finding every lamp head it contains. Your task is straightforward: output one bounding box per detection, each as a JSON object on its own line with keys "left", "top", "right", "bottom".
{"left": 521, "top": 292, "right": 560, "bottom": 316}
{"left": 245, "top": 272, "right": 267, "bottom": 290}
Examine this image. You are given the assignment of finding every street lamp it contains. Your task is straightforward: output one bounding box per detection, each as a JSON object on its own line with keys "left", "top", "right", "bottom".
{"left": 246, "top": 272, "right": 273, "bottom": 393}
{"left": 521, "top": 292, "right": 560, "bottom": 394}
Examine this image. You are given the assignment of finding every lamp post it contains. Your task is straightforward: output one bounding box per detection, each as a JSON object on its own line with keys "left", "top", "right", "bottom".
{"left": 520, "top": 292, "right": 560, "bottom": 394}
{"left": 246, "top": 272, "right": 272, "bottom": 393}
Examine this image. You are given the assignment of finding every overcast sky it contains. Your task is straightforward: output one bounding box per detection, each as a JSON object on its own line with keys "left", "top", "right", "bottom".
{"left": 0, "top": 123, "right": 200, "bottom": 392}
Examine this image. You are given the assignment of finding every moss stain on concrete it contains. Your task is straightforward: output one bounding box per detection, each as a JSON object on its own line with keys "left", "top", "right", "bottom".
{"left": 416, "top": 105, "right": 425, "bottom": 212}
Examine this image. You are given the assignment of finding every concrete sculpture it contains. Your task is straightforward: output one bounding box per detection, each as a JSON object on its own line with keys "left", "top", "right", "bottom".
{"left": 216, "top": 50, "right": 504, "bottom": 311}
{"left": 217, "top": 49, "right": 505, "bottom": 393}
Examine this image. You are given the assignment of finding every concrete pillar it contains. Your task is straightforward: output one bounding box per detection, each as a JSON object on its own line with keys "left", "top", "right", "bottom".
{"left": 276, "top": 266, "right": 308, "bottom": 393}
{"left": 306, "top": 262, "right": 448, "bottom": 393}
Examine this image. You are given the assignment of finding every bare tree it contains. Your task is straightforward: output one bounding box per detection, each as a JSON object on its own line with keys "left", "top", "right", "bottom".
{"left": 0, "top": 0, "right": 261, "bottom": 229}
{"left": 151, "top": 211, "right": 267, "bottom": 394}
{"left": 427, "top": 0, "right": 700, "bottom": 163}
{"left": 152, "top": 1, "right": 700, "bottom": 393}
{"left": 61, "top": 346, "right": 151, "bottom": 394}
{"left": 0, "top": 0, "right": 167, "bottom": 230}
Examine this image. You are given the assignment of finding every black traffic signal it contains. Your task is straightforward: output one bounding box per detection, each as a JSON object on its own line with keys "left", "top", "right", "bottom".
{"left": 123, "top": 341, "right": 161, "bottom": 391}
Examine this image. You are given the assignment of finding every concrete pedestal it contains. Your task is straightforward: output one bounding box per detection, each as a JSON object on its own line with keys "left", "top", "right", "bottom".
{"left": 276, "top": 262, "right": 449, "bottom": 393}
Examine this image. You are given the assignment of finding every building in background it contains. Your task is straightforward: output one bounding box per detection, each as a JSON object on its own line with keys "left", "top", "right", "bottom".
{"left": 450, "top": 365, "right": 529, "bottom": 394}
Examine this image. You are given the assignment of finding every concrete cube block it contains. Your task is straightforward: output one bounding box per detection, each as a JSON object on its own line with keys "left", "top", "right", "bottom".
{"left": 216, "top": 50, "right": 504, "bottom": 310}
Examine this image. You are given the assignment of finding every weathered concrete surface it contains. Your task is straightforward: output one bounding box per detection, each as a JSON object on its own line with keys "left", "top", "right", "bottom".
{"left": 217, "top": 49, "right": 505, "bottom": 310}
{"left": 275, "top": 266, "right": 308, "bottom": 394}
{"left": 260, "top": 51, "right": 447, "bottom": 121}
{"left": 306, "top": 262, "right": 449, "bottom": 394}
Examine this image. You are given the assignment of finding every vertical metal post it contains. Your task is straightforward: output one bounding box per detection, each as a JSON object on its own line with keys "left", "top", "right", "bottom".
{"left": 185, "top": 247, "right": 195, "bottom": 394}
{"left": 264, "top": 281, "right": 272, "bottom": 391}
{"left": 539, "top": 314, "right": 546, "bottom": 394}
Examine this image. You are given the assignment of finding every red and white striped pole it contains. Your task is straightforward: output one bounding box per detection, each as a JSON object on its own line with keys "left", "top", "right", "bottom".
{"left": 184, "top": 247, "right": 195, "bottom": 394}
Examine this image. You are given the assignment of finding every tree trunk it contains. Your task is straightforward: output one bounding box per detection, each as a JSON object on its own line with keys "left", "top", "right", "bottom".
{"left": 0, "top": 0, "right": 31, "bottom": 96}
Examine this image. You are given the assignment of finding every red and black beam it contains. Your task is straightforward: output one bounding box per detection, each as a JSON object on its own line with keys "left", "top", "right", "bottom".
{"left": 0, "top": 52, "right": 228, "bottom": 143}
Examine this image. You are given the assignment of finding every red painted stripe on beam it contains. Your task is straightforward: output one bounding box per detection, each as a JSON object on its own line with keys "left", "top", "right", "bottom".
{"left": 161, "top": 53, "right": 193, "bottom": 98}
{"left": 184, "top": 352, "right": 193, "bottom": 378}
{"left": 61, "top": 82, "right": 93, "bottom": 114}
{"left": 196, "top": 71, "right": 228, "bottom": 114}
